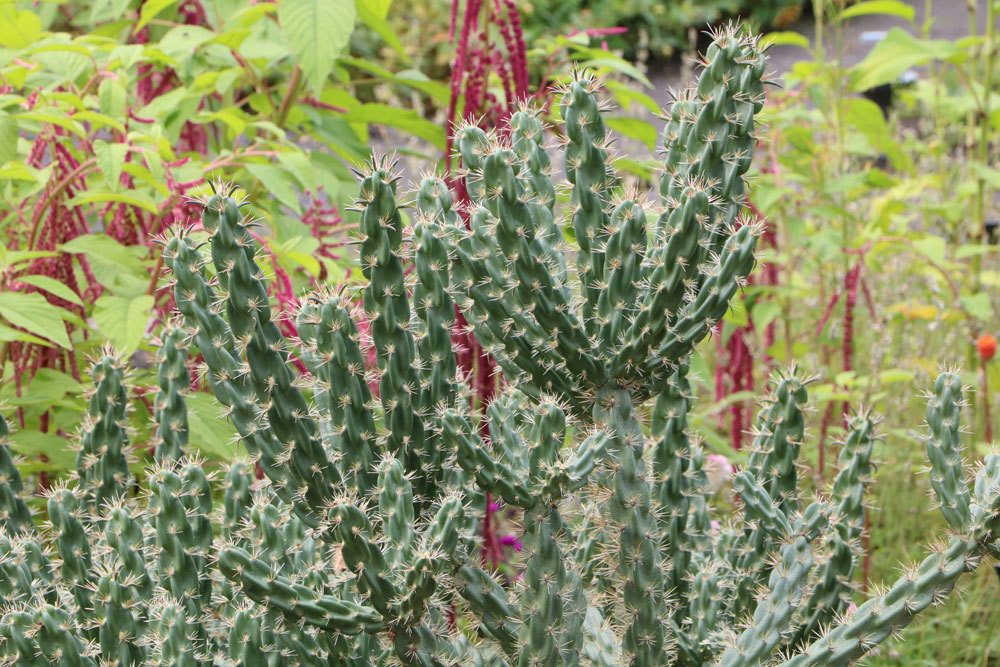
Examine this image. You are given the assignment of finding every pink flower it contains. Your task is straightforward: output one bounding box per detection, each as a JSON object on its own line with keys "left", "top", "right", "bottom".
{"left": 704, "top": 454, "right": 735, "bottom": 493}
{"left": 500, "top": 534, "right": 522, "bottom": 552}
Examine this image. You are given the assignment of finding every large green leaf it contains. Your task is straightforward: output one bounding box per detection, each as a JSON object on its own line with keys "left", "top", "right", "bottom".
{"left": 93, "top": 140, "right": 127, "bottom": 190}
{"left": 279, "top": 0, "right": 356, "bottom": 94}
{"left": 93, "top": 294, "right": 155, "bottom": 353}
{"left": 0, "top": 292, "right": 72, "bottom": 349}
{"left": 849, "top": 28, "right": 959, "bottom": 92}
{"left": 343, "top": 103, "right": 445, "bottom": 149}
{"left": 0, "top": 7, "right": 42, "bottom": 48}
{"left": 136, "top": 0, "right": 179, "bottom": 31}
{"left": 837, "top": 0, "right": 915, "bottom": 22}
{"left": 187, "top": 392, "right": 240, "bottom": 460}
{"left": 16, "top": 275, "right": 85, "bottom": 307}
{"left": 10, "top": 430, "right": 76, "bottom": 471}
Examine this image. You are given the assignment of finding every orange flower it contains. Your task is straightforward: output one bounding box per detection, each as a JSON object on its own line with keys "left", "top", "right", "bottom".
{"left": 978, "top": 334, "right": 997, "bottom": 362}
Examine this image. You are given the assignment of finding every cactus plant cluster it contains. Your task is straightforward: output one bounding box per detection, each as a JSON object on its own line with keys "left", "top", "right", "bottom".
{"left": 2, "top": 25, "right": 1000, "bottom": 667}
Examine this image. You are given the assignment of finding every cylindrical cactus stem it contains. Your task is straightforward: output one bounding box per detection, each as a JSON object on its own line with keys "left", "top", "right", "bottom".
{"left": 594, "top": 388, "right": 669, "bottom": 666}
{"left": 562, "top": 75, "right": 615, "bottom": 339}
{"left": 596, "top": 199, "right": 648, "bottom": 352}
{"left": 719, "top": 536, "right": 815, "bottom": 667}
{"left": 1, "top": 605, "right": 96, "bottom": 666}
{"left": 163, "top": 231, "right": 326, "bottom": 523}
{"left": 46, "top": 485, "right": 95, "bottom": 621}
{"left": 0, "top": 534, "right": 55, "bottom": 606}
{"left": 297, "top": 292, "right": 377, "bottom": 494}
{"left": 478, "top": 143, "right": 600, "bottom": 388}
{"left": 509, "top": 107, "right": 566, "bottom": 280}
{"left": 782, "top": 452, "right": 1000, "bottom": 667}
{"left": 222, "top": 461, "right": 254, "bottom": 540}
{"left": 448, "top": 204, "right": 579, "bottom": 403}
{"left": 924, "top": 371, "right": 972, "bottom": 530}
{"left": 95, "top": 503, "right": 152, "bottom": 663}
{"left": 76, "top": 351, "right": 131, "bottom": 512}
{"left": 355, "top": 161, "right": 427, "bottom": 480}
{"left": 456, "top": 564, "right": 519, "bottom": 657}
{"left": 396, "top": 494, "right": 465, "bottom": 625}
{"left": 203, "top": 187, "right": 340, "bottom": 518}
{"left": 658, "top": 30, "right": 765, "bottom": 255}
{"left": 227, "top": 606, "right": 269, "bottom": 667}
{"left": 611, "top": 182, "right": 712, "bottom": 379}
{"left": 0, "top": 411, "right": 34, "bottom": 535}
{"left": 218, "top": 547, "right": 383, "bottom": 634}
{"left": 746, "top": 369, "right": 809, "bottom": 514}
{"left": 152, "top": 599, "right": 201, "bottom": 666}
{"left": 412, "top": 178, "right": 460, "bottom": 482}
{"left": 413, "top": 177, "right": 459, "bottom": 412}
{"left": 644, "top": 222, "right": 759, "bottom": 378}
{"left": 793, "top": 410, "right": 876, "bottom": 645}
{"left": 516, "top": 506, "right": 584, "bottom": 666}
{"left": 153, "top": 325, "right": 190, "bottom": 463}
{"left": 651, "top": 363, "right": 703, "bottom": 598}
{"left": 780, "top": 537, "right": 978, "bottom": 667}
{"left": 148, "top": 461, "right": 213, "bottom": 628}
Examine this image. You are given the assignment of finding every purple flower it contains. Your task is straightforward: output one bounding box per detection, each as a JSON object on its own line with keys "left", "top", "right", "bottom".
{"left": 500, "top": 534, "right": 523, "bottom": 552}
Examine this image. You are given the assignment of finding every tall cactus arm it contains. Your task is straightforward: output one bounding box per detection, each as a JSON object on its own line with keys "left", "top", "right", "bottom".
{"left": 0, "top": 412, "right": 34, "bottom": 535}
{"left": 297, "top": 292, "right": 377, "bottom": 494}
{"left": 355, "top": 162, "right": 427, "bottom": 480}
{"left": 792, "top": 411, "right": 876, "bottom": 646}
{"left": 163, "top": 231, "right": 331, "bottom": 523}
{"left": 562, "top": 75, "right": 616, "bottom": 339}
{"left": 153, "top": 325, "right": 190, "bottom": 463}
{"left": 413, "top": 177, "right": 460, "bottom": 417}
{"left": 924, "top": 372, "right": 972, "bottom": 530}
{"left": 718, "top": 536, "right": 815, "bottom": 667}
{"left": 219, "top": 546, "right": 383, "bottom": 634}
{"left": 203, "top": 188, "right": 341, "bottom": 514}
{"left": 75, "top": 352, "right": 131, "bottom": 512}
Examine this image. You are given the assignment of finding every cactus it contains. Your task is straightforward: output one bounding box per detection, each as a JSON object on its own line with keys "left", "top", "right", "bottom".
{"left": 153, "top": 325, "right": 190, "bottom": 463}
{"left": 75, "top": 350, "right": 132, "bottom": 512}
{"left": 0, "top": 24, "right": 999, "bottom": 667}
{"left": 0, "top": 412, "right": 33, "bottom": 535}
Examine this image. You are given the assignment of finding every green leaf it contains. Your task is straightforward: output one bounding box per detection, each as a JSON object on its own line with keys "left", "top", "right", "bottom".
{"left": 759, "top": 31, "right": 810, "bottom": 49}
{"left": 98, "top": 79, "right": 127, "bottom": 119}
{"left": 343, "top": 103, "right": 446, "bottom": 149}
{"left": 279, "top": 0, "right": 356, "bottom": 94}
{"left": 6, "top": 368, "right": 81, "bottom": 408}
{"left": 66, "top": 190, "right": 158, "bottom": 214}
{"left": 837, "top": 0, "right": 915, "bottom": 22}
{"left": 0, "top": 7, "right": 41, "bottom": 48}
{"left": 0, "top": 292, "right": 72, "bottom": 349}
{"left": 356, "top": 0, "right": 406, "bottom": 60}
{"left": 849, "top": 28, "right": 959, "bottom": 92}
{"left": 93, "top": 140, "right": 128, "bottom": 190}
{"left": 16, "top": 275, "right": 85, "bottom": 307}
{"left": 10, "top": 430, "right": 76, "bottom": 471}
{"left": 187, "top": 392, "right": 240, "bottom": 460}
{"left": 0, "top": 112, "right": 16, "bottom": 166}
{"left": 912, "top": 236, "right": 946, "bottom": 265}
{"left": 137, "top": 0, "right": 179, "bottom": 31}
{"left": 605, "top": 117, "right": 658, "bottom": 151}
{"left": 968, "top": 161, "right": 1000, "bottom": 188}
{"left": 93, "top": 294, "right": 155, "bottom": 353}
{"left": 59, "top": 234, "right": 148, "bottom": 294}
{"left": 244, "top": 163, "right": 302, "bottom": 213}
{"left": 961, "top": 293, "right": 993, "bottom": 321}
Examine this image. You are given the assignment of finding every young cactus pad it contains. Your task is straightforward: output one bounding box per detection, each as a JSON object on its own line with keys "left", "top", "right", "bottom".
{"left": 1, "top": 24, "right": 999, "bottom": 667}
